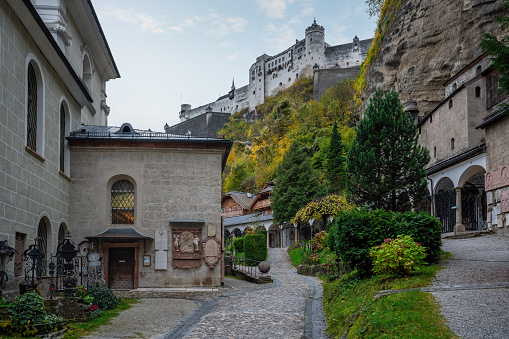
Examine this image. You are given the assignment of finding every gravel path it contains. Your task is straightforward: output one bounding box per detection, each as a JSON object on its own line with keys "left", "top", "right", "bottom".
{"left": 431, "top": 235, "right": 509, "bottom": 339}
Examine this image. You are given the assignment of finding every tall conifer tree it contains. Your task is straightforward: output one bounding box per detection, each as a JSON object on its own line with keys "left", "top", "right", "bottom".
{"left": 272, "top": 140, "right": 327, "bottom": 225}
{"left": 345, "top": 90, "right": 430, "bottom": 211}
{"left": 325, "top": 121, "right": 345, "bottom": 193}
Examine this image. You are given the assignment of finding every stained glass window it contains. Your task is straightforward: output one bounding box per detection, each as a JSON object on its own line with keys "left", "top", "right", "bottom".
{"left": 111, "top": 180, "right": 135, "bottom": 224}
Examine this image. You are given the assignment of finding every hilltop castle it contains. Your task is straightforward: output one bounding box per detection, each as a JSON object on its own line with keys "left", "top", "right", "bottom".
{"left": 175, "top": 20, "right": 372, "bottom": 124}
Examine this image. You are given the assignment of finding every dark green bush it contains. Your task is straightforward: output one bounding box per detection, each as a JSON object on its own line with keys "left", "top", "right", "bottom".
{"left": 244, "top": 234, "right": 267, "bottom": 263}
{"left": 8, "top": 290, "right": 64, "bottom": 336}
{"left": 328, "top": 209, "right": 441, "bottom": 277}
{"left": 85, "top": 285, "right": 119, "bottom": 310}
{"left": 233, "top": 237, "right": 244, "bottom": 252}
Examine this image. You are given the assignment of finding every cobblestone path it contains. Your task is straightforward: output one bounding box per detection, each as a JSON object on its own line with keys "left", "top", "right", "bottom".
{"left": 162, "top": 247, "right": 329, "bottom": 339}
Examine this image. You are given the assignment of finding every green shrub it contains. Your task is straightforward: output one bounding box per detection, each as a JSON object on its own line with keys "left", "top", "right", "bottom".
{"left": 328, "top": 209, "right": 441, "bottom": 277}
{"left": 370, "top": 235, "right": 427, "bottom": 276}
{"left": 85, "top": 285, "right": 119, "bottom": 310}
{"left": 244, "top": 234, "right": 267, "bottom": 263}
{"left": 8, "top": 290, "right": 64, "bottom": 336}
{"left": 233, "top": 237, "right": 244, "bottom": 252}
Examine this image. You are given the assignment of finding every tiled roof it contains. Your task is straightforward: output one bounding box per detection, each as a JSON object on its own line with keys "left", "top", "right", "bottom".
{"left": 223, "top": 212, "right": 273, "bottom": 227}
{"left": 224, "top": 191, "right": 256, "bottom": 209}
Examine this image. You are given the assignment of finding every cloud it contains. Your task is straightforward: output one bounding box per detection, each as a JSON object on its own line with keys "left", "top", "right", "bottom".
{"left": 256, "top": 0, "right": 296, "bottom": 19}
{"left": 99, "top": 7, "right": 245, "bottom": 36}
{"left": 227, "top": 52, "right": 240, "bottom": 60}
{"left": 208, "top": 16, "right": 248, "bottom": 36}
{"left": 263, "top": 24, "right": 296, "bottom": 50}
{"left": 99, "top": 8, "right": 168, "bottom": 33}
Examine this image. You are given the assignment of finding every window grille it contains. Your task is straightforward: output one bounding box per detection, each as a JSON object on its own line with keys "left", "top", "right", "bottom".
{"left": 37, "top": 218, "right": 48, "bottom": 275}
{"left": 27, "top": 63, "right": 38, "bottom": 151}
{"left": 60, "top": 104, "right": 65, "bottom": 172}
{"left": 111, "top": 180, "right": 135, "bottom": 224}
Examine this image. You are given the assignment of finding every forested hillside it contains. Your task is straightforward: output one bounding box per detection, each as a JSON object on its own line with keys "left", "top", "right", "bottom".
{"left": 219, "top": 77, "right": 357, "bottom": 194}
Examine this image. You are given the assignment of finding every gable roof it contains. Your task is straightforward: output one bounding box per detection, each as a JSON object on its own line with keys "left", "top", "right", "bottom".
{"left": 222, "top": 191, "right": 256, "bottom": 209}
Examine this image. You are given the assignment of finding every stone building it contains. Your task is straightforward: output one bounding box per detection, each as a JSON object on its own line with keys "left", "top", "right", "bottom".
{"left": 176, "top": 20, "right": 371, "bottom": 123}
{"left": 414, "top": 53, "right": 508, "bottom": 235}
{"left": 67, "top": 124, "right": 232, "bottom": 288}
{"left": 0, "top": 0, "right": 119, "bottom": 297}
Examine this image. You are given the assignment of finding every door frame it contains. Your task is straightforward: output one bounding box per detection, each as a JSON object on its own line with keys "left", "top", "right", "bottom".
{"left": 103, "top": 242, "right": 140, "bottom": 289}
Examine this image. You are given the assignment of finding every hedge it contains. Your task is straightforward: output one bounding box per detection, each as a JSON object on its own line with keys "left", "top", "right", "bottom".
{"left": 328, "top": 209, "right": 442, "bottom": 277}
{"left": 233, "top": 237, "right": 244, "bottom": 252}
{"left": 244, "top": 234, "right": 267, "bottom": 263}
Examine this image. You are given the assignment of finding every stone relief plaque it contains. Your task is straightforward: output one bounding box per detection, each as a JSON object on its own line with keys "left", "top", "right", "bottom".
{"left": 203, "top": 237, "right": 220, "bottom": 268}
{"left": 501, "top": 190, "right": 509, "bottom": 213}
{"left": 485, "top": 167, "right": 509, "bottom": 191}
{"left": 172, "top": 228, "right": 202, "bottom": 269}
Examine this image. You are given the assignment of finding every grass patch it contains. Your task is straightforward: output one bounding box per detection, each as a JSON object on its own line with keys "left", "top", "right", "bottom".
{"left": 62, "top": 298, "right": 139, "bottom": 339}
{"left": 323, "top": 264, "right": 457, "bottom": 338}
{"left": 287, "top": 246, "right": 305, "bottom": 267}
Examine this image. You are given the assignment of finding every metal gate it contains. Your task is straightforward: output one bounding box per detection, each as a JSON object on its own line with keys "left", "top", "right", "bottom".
{"left": 435, "top": 189, "right": 456, "bottom": 233}
{"left": 462, "top": 174, "right": 487, "bottom": 231}
{"left": 416, "top": 195, "right": 432, "bottom": 214}
{"left": 108, "top": 248, "right": 134, "bottom": 289}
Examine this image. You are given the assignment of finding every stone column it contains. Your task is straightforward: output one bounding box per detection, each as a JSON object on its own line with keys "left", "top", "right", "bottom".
{"left": 455, "top": 187, "right": 465, "bottom": 234}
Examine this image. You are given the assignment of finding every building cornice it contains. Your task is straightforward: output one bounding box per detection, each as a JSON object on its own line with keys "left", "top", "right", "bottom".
{"left": 7, "top": 0, "right": 93, "bottom": 107}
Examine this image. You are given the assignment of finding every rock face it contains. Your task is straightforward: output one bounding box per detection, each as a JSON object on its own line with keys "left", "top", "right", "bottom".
{"left": 363, "top": 0, "right": 507, "bottom": 115}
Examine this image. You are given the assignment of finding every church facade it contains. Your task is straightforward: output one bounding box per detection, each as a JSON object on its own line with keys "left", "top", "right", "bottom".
{"left": 177, "top": 20, "right": 372, "bottom": 122}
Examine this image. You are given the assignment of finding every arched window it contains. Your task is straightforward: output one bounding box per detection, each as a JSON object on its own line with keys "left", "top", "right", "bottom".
{"left": 449, "top": 100, "right": 453, "bottom": 109}
{"left": 475, "top": 86, "right": 481, "bottom": 98}
{"left": 26, "top": 59, "right": 44, "bottom": 156}
{"left": 58, "top": 223, "right": 67, "bottom": 245}
{"left": 37, "top": 218, "right": 48, "bottom": 275}
{"left": 59, "top": 104, "right": 66, "bottom": 172}
{"left": 111, "top": 180, "right": 135, "bottom": 224}
{"left": 451, "top": 138, "right": 455, "bottom": 150}
{"left": 476, "top": 65, "right": 482, "bottom": 76}
{"left": 452, "top": 83, "right": 457, "bottom": 91}
{"left": 434, "top": 146, "right": 437, "bottom": 158}
{"left": 82, "top": 54, "right": 92, "bottom": 93}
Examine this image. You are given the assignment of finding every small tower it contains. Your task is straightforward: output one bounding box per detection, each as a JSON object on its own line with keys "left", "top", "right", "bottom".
{"left": 403, "top": 89, "right": 419, "bottom": 124}
{"left": 305, "top": 19, "right": 325, "bottom": 71}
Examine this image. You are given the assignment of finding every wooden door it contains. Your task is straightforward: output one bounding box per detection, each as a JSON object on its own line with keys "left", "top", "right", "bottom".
{"left": 108, "top": 247, "right": 135, "bottom": 289}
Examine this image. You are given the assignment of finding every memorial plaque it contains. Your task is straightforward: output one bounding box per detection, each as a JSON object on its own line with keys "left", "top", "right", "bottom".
{"left": 208, "top": 223, "right": 216, "bottom": 237}
{"left": 155, "top": 229, "right": 168, "bottom": 251}
{"left": 501, "top": 190, "right": 509, "bottom": 213}
{"left": 155, "top": 250, "right": 167, "bottom": 270}
{"left": 172, "top": 228, "right": 202, "bottom": 269}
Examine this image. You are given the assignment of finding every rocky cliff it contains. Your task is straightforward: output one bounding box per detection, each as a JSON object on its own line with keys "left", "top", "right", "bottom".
{"left": 363, "top": 0, "right": 508, "bottom": 114}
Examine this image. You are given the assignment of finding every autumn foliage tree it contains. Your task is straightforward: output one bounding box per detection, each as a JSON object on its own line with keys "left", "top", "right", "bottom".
{"left": 292, "top": 194, "right": 354, "bottom": 230}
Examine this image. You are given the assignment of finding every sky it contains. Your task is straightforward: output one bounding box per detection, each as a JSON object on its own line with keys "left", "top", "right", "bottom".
{"left": 93, "top": 0, "right": 377, "bottom": 130}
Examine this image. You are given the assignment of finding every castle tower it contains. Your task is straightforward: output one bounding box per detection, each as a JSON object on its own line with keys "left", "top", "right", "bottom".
{"left": 305, "top": 19, "right": 325, "bottom": 74}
